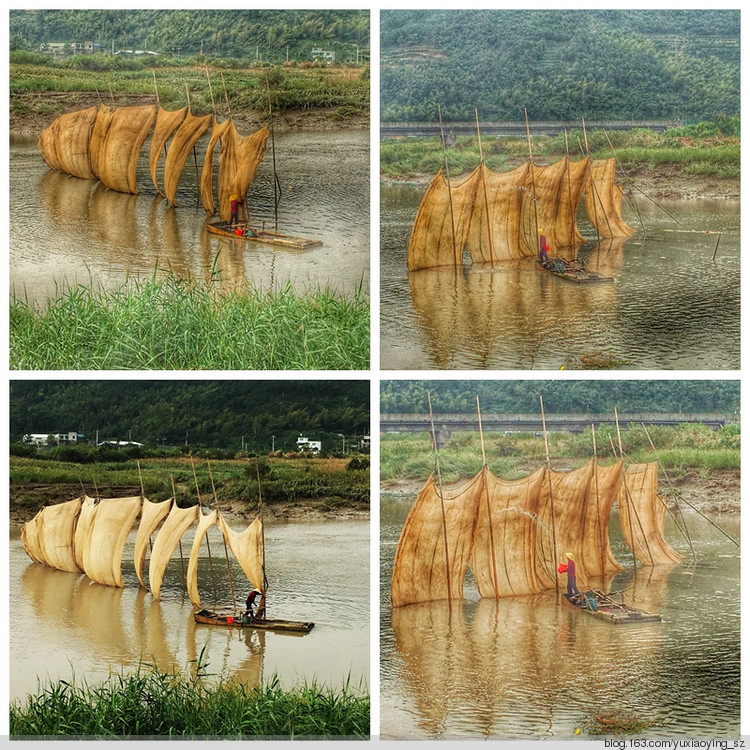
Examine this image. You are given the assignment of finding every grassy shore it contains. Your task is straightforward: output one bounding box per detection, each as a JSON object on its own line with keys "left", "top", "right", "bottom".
{"left": 10, "top": 274, "right": 369, "bottom": 370}
{"left": 380, "top": 118, "right": 740, "bottom": 181}
{"left": 10, "top": 666, "right": 369, "bottom": 738}
{"left": 9, "top": 55, "right": 369, "bottom": 131}
{"left": 380, "top": 422, "right": 740, "bottom": 484}
{"left": 9, "top": 454, "right": 370, "bottom": 522}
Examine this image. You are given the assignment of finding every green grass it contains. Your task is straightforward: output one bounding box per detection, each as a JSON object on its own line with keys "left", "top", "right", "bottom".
{"left": 380, "top": 121, "right": 740, "bottom": 179}
{"left": 10, "top": 455, "right": 370, "bottom": 513}
{"left": 380, "top": 423, "right": 740, "bottom": 482}
{"left": 10, "top": 666, "right": 369, "bottom": 738}
{"left": 9, "top": 60, "right": 369, "bottom": 119}
{"left": 10, "top": 274, "right": 369, "bottom": 370}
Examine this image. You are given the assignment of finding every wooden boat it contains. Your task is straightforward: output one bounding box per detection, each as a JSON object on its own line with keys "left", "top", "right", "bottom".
{"left": 194, "top": 608, "right": 315, "bottom": 634}
{"left": 207, "top": 221, "right": 322, "bottom": 249}
{"left": 536, "top": 258, "right": 615, "bottom": 283}
{"left": 563, "top": 590, "right": 662, "bottom": 625}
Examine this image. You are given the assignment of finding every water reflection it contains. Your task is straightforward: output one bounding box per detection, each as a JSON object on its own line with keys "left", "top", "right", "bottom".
{"left": 408, "top": 252, "right": 620, "bottom": 369}
{"left": 11, "top": 131, "right": 369, "bottom": 303}
{"left": 381, "top": 495, "right": 739, "bottom": 738}
{"left": 11, "top": 519, "right": 369, "bottom": 702}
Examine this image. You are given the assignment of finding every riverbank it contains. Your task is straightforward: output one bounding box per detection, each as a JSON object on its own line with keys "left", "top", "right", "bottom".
{"left": 382, "top": 468, "right": 740, "bottom": 515}
{"left": 381, "top": 163, "right": 739, "bottom": 201}
{"left": 10, "top": 92, "right": 369, "bottom": 135}
{"left": 9, "top": 454, "right": 370, "bottom": 526}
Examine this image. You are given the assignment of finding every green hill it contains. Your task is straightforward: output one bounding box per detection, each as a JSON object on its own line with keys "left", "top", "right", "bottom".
{"left": 381, "top": 9, "right": 739, "bottom": 121}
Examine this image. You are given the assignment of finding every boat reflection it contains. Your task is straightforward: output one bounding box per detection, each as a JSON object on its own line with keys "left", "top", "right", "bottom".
{"left": 407, "top": 253, "right": 619, "bottom": 369}
{"left": 21, "top": 561, "right": 266, "bottom": 689}
{"left": 390, "top": 572, "right": 671, "bottom": 736}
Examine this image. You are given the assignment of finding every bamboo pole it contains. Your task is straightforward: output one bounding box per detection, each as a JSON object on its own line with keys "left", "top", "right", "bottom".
{"left": 591, "top": 425, "right": 606, "bottom": 576}
{"left": 255, "top": 460, "right": 269, "bottom": 617}
{"left": 475, "top": 109, "right": 495, "bottom": 266}
{"left": 563, "top": 131, "right": 577, "bottom": 250}
{"left": 640, "top": 424, "right": 736, "bottom": 551}
{"left": 525, "top": 109, "right": 540, "bottom": 244}
{"left": 477, "top": 396, "right": 500, "bottom": 598}
{"left": 265, "top": 73, "right": 280, "bottom": 231}
{"left": 539, "top": 396, "right": 559, "bottom": 592}
{"left": 712, "top": 232, "right": 722, "bottom": 260}
{"left": 169, "top": 476, "right": 187, "bottom": 593}
{"left": 191, "top": 459, "right": 218, "bottom": 603}
{"left": 614, "top": 409, "right": 653, "bottom": 568}
{"left": 428, "top": 391, "right": 453, "bottom": 611}
{"left": 205, "top": 66, "right": 216, "bottom": 115}
{"left": 152, "top": 71, "right": 160, "bottom": 107}
{"left": 582, "top": 117, "right": 608, "bottom": 241}
{"left": 208, "top": 460, "right": 237, "bottom": 612}
{"left": 220, "top": 72, "right": 232, "bottom": 120}
{"left": 438, "top": 105, "right": 459, "bottom": 268}
{"left": 601, "top": 129, "right": 648, "bottom": 232}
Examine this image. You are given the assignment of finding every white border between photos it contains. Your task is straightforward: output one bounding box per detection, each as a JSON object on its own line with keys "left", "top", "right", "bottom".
{"left": 3, "top": 2, "right": 748, "bottom": 746}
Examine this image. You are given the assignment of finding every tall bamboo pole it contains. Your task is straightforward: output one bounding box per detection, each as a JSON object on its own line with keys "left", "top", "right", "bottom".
{"left": 539, "top": 396, "right": 559, "bottom": 592}
{"left": 563, "top": 131, "right": 577, "bottom": 249}
{"left": 477, "top": 396, "right": 500, "bottom": 598}
{"left": 265, "top": 73, "right": 280, "bottom": 230}
{"left": 525, "top": 109, "right": 540, "bottom": 243}
{"left": 255, "top": 459, "right": 269, "bottom": 617}
{"left": 475, "top": 109, "right": 495, "bottom": 266}
{"left": 602, "top": 129, "right": 649, "bottom": 232}
{"left": 614, "top": 409, "right": 652, "bottom": 568}
{"left": 171, "top": 476, "right": 187, "bottom": 592}
{"left": 591, "top": 425, "right": 606, "bottom": 576}
{"left": 438, "top": 105, "right": 459, "bottom": 268}
{"left": 428, "top": 391, "right": 453, "bottom": 610}
{"left": 191, "top": 459, "right": 218, "bottom": 602}
{"left": 582, "top": 117, "right": 607, "bottom": 241}
{"left": 208, "top": 460, "right": 237, "bottom": 611}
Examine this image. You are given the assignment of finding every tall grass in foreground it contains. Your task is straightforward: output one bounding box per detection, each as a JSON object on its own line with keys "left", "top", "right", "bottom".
{"left": 10, "top": 275, "right": 369, "bottom": 370}
{"left": 10, "top": 667, "right": 369, "bottom": 738}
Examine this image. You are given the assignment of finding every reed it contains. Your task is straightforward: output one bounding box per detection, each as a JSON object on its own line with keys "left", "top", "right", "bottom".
{"left": 10, "top": 667, "right": 369, "bottom": 738}
{"left": 10, "top": 275, "right": 369, "bottom": 371}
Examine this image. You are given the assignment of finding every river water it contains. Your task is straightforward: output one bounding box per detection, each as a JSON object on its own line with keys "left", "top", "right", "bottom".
{"left": 9, "top": 518, "right": 369, "bottom": 703}
{"left": 380, "top": 494, "right": 739, "bottom": 739}
{"left": 9, "top": 130, "right": 369, "bottom": 304}
{"left": 380, "top": 184, "right": 740, "bottom": 370}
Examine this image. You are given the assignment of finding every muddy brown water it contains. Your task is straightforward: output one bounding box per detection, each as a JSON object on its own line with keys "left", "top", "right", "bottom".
{"left": 9, "top": 519, "right": 369, "bottom": 702}
{"left": 10, "top": 130, "right": 369, "bottom": 304}
{"left": 380, "top": 184, "right": 739, "bottom": 370}
{"left": 380, "top": 494, "right": 739, "bottom": 739}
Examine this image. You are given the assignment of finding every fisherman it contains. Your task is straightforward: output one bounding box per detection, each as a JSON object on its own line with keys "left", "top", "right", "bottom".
{"left": 245, "top": 588, "right": 261, "bottom": 619}
{"left": 563, "top": 552, "right": 579, "bottom": 596}
{"left": 538, "top": 229, "right": 549, "bottom": 264}
{"left": 230, "top": 194, "right": 240, "bottom": 226}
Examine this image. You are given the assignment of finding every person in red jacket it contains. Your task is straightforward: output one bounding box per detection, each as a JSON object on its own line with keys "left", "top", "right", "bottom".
{"left": 230, "top": 194, "right": 240, "bottom": 226}
{"left": 245, "top": 589, "right": 261, "bottom": 618}
{"left": 563, "top": 552, "right": 579, "bottom": 596}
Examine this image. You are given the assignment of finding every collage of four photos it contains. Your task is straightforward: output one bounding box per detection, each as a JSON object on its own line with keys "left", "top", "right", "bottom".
{"left": 6, "top": 7, "right": 742, "bottom": 742}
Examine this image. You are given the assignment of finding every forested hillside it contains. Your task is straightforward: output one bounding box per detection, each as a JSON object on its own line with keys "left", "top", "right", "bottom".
{"left": 9, "top": 9, "right": 369, "bottom": 63}
{"left": 381, "top": 9, "right": 740, "bottom": 121}
{"left": 380, "top": 381, "right": 740, "bottom": 415}
{"left": 10, "top": 381, "right": 369, "bottom": 451}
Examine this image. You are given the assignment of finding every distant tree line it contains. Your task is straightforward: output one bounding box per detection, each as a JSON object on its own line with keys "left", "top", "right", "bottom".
{"left": 10, "top": 381, "right": 369, "bottom": 453}
{"left": 381, "top": 9, "right": 739, "bottom": 122}
{"left": 9, "top": 9, "right": 369, "bottom": 64}
{"left": 380, "top": 381, "right": 740, "bottom": 416}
